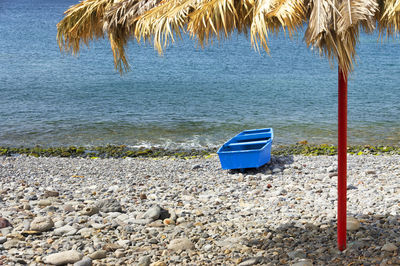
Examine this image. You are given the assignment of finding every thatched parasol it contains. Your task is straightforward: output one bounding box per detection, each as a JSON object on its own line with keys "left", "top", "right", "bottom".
{"left": 57, "top": 0, "right": 400, "bottom": 250}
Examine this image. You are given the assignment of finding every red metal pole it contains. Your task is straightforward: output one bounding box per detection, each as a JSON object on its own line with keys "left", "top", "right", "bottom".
{"left": 337, "top": 66, "right": 347, "bottom": 251}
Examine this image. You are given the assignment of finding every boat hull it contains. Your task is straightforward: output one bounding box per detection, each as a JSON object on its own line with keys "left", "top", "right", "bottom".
{"left": 217, "top": 128, "right": 273, "bottom": 170}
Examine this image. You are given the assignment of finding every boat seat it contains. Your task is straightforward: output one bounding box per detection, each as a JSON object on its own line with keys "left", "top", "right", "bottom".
{"left": 228, "top": 140, "right": 269, "bottom": 146}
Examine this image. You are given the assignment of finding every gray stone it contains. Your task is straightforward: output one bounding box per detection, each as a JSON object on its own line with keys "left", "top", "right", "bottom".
{"left": 64, "top": 204, "right": 75, "bottom": 212}
{"left": 3, "top": 239, "right": 20, "bottom": 249}
{"left": 115, "top": 249, "right": 125, "bottom": 258}
{"left": 0, "top": 236, "right": 7, "bottom": 244}
{"left": 73, "top": 257, "right": 93, "bottom": 266}
{"left": 128, "top": 218, "right": 153, "bottom": 225}
{"left": 167, "top": 238, "right": 195, "bottom": 251}
{"left": 30, "top": 216, "right": 54, "bottom": 232}
{"left": 238, "top": 257, "right": 267, "bottom": 266}
{"left": 137, "top": 256, "right": 151, "bottom": 266}
{"left": 81, "top": 205, "right": 99, "bottom": 216}
{"left": 292, "top": 259, "right": 313, "bottom": 266}
{"left": 88, "top": 250, "right": 107, "bottom": 260}
{"left": 54, "top": 225, "right": 77, "bottom": 236}
{"left": 44, "top": 190, "right": 60, "bottom": 198}
{"left": 96, "top": 199, "right": 122, "bottom": 213}
{"left": 381, "top": 243, "right": 398, "bottom": 252}
{"left": 272, "top": 168, "right": 281, "bottom": 173}
{"left": 287, "top": 249, "right": 307, "bottom": 260}
{"left": 347, "top": 185, "right": 358, "bottom": 190}
{"left": 143, "top": 205, "right": 162, "bottom": 220}
{"left": 192, "top": 164, "right": 201, "bottom": 170}
{"left": 43, "top": 250, "right": 83, "bottom": 265}
{"left": 78, "top": 227, "right": 94, "bottom": 238}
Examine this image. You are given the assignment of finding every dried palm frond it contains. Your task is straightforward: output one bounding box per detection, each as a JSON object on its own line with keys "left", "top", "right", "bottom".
{"left": 104, "top": 0, "right": 162, "bottom": 72}
{"left": 251, "top": 0, "right": 306, "bottom": 53}
{"left": 304, "top": 0, "right": 378, "bottom": 74}
{"left": 57, "top": 0, "right": 114, "bottom": 55}
{"left": 56, "top": 0, "right": 400, "bottom": 75}
{"left": 187, "top": 0, "right": 252, "bottom": 47}
{"left": 305, "top": 0, "right": 334, "bottom": 45}
{"left": 105, "top": 0, "right": 161, "bottom": 33}
{"left": 135, "top": 0, "right": 198, "bottom": 54}
{"left": 337, "top": 0, "right": 377, "bottom": 35}
{"left": 378, "top": 0, "right": 400, "bottom": 36}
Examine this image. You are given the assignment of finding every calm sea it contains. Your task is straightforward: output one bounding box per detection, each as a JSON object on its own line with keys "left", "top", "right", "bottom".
{"left": 1, "top": 0, "right": 399, "bottom": 148}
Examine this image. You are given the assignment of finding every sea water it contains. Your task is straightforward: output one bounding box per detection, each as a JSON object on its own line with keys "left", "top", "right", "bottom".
{"left": 1, "top": 0, "right": 399, "bottom": 148}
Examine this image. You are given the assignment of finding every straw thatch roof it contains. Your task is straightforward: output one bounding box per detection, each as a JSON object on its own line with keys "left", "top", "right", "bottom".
{"left": 57, "top": 0, "right": 400, "bottom": 74}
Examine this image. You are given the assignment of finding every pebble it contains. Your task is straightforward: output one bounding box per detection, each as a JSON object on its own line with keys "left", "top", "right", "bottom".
{"left": 80, "top": 206, "right": 99, "bottom": 216}
{"left": 44, "top": 190, "right": 60, "bottom": 198}
{"left": 347, "top": 217, "right": 361, "bottom": 231}
{"left": 292, "top": 259, "right": 313, "bottom": 266}
{"left": 38, "top": 199, "right": 52, "bottom": 207}
{"left": 0, "top": 217, "right": 12, "bottom": 229}
{"left": 167, "top": 238, "right": 195, "bottom": 251}
{"left": 137, "top": 256, "right": 151, "bottom": 266}
{"left": 287, "top": 249, "right": 307, "bottom": 259}
{"left": 143, "top": 205, "right": 162, "bottom": 220}
{"left": 3, "top": 239, "right": 20, "bottom": 249}
{"left": 272, "top": 167, "right": 281, "bottom": 173}
{"left": 96, "top": 199, "right": 122, "bottom": 213}
{"left": 64, "top": 204, "right": 75, "bottom": 212}
{"left": 54, "top": 225, "right": 77, "bottom": 236}
{"left": 114, "top": 249, "right": 125, "bottom": 258}
{"left": 150, "top": 262, "right": 166, "bottom": 266}
{"left": 73, "top": 257, "right": 92, "bottom": 266}
{"left": 381, "top": 243, "right": 398, "bottom": 252}
{"left": 238, "top": 257, "right": 267, "bottom": 265}
{"left": 0, "top": 155, "right": 399, "bottom": 265}
{"left": 30, "top": 216, "right": 54, "bottom": 232}
{"left": 88, "top": 250, "right": 107, "bottom": 260}
{"left": 43, "top": 250, "right": 83, "bottom": 265}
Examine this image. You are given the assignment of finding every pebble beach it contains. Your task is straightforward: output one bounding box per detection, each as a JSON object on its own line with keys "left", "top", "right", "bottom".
{"left": 0, "top": 154, "right": 399, "bottom": 265}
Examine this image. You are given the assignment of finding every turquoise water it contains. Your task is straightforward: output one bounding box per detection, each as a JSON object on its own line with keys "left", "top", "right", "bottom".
{"left": 0, "top": 0, "right": 399, "bottom": 148}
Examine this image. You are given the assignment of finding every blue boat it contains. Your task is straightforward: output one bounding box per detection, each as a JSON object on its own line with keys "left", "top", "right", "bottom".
{"left": 217, "top": 128, "right": 273, "bottom": 170}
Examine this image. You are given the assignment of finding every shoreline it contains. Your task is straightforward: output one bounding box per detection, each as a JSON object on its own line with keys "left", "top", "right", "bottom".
{"left": 0, "top": 155, "right": 399, "bottom": 265}
{"left": 1, "top": 144, "right": 400, "bottom": 159}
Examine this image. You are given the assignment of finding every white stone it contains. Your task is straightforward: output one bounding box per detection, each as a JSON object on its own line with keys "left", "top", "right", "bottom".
{"left": 346, "top": 217, "right": 360, "bottom": 231}
{"left": 30, "top": 216, "right": 54, "bottom": 232}
{"left": 167, "top": 238, "right": 195, "bottom": 251}
{"left": 43, "top": 250, "right": 83, "bottom": 265}
{"left": 54, "top": 225, "right": 77, "bottom": 236}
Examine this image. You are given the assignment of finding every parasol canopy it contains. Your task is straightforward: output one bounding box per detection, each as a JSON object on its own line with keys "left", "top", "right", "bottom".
{"left": 57, "top": 0, "right": 400, "bottom": 250}
{"left": 57, "top": 0, "right": 400, "bottom": 75}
